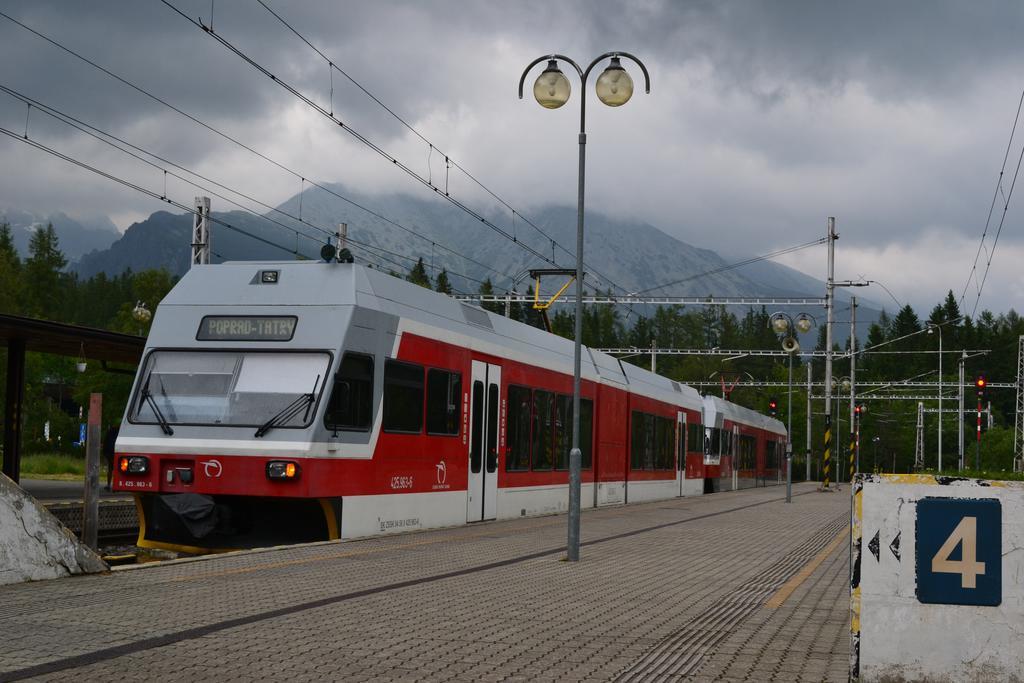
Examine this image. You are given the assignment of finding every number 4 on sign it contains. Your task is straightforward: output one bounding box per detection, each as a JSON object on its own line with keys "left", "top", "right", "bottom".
{"left": 931, "top": 516, "right": 985, "bottom": 589}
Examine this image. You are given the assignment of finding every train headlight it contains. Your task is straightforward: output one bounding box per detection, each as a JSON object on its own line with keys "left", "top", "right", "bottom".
{"left": 118, "top": 456, "right": 149, "bottom": 475}
{"left": 266, "top": 460, "right": 300, "bottom": 480}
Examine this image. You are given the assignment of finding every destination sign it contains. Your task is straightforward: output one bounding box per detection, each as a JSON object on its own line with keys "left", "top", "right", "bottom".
{"left": 197, "top": 316, "right": 297, "bottom": 341}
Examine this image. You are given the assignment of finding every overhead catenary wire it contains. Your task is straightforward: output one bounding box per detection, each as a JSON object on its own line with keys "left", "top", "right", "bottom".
{"left": 161, "top": 0, "right": 637, "bottom": 304}
{"left": 959, "top": 86, "right": 1024, "bottom": 318}
{"left": 0, "top": 9, "right": 511, "bottom": 290}
{"left": 160, "top": 1, "right": 562, "bottom": 273}
{"left": 0, "top": 124, "right": 310, "bottom": 259}
{"left": 0, "top": 83, "right": 486, "bottom": 290}
{"left": 632, "top": 238, "right": 827, "bottom": 295}
{"left": 252, "top": 0, "right": 635, "bottom": 299}
{"left": 0, "top": 120, "right": 477, "bottom": 293}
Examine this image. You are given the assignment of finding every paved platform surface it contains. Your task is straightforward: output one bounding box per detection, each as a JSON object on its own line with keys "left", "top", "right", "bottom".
{"left": 0, "top": 482, "right": 851, "bottom": 682}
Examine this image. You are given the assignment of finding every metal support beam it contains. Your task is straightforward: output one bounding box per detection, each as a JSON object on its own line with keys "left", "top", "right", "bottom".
{"left": 680, "top": 380, "right": 1014, "bottom": 389}
{"left": 455, "top": 294, "right": 826, "bottom": 306}
{"left": 2, "top": 337, "right": 26, "bottom": 483}
{"left": 1015, "top": 336, "right": 1024, "bottom": 472}
{"left": 806, "top": 362, "right": 812, "bottom": 481}
{"left": 823, "top": 217, "right": 835, "bottom": 489}
{"left": 191, "top": 195, "right": 211, "bottom": 266}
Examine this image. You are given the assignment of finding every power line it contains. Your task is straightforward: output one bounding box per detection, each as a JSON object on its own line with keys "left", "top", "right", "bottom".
{"left": 0, "top": 125, "right": 310, "bottom": 259}
{"left": 0, "top": 83, "right": 484, "bottom": 291}
{"left": 0, "top": 119, "right": 478, "bottom": 291}
{"left": 252, "top": 0, "right": 635, "bottom": 300}
{"left": 632, "top": 238, "right": 827, "bottom": 295}
{"left": 159, "top": 1, "right": 559, "bottom": 272}
{"left": 160, "top": 0, "right": 639, "bottom": 303}
{"left": 0, "top": 9, "right": 510, "bottom": 290}
{"left": 960, "top": 86, "right": 1024, "bottom": 317}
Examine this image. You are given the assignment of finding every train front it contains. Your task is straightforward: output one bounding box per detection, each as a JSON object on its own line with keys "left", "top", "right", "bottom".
{"left": 113, "top": 261, "right": 355, "bottom": 552}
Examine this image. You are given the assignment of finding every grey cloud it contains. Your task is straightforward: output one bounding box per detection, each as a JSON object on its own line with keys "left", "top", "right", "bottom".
{"left": 2, "top": 0, "right": 1024, "bottom": 313}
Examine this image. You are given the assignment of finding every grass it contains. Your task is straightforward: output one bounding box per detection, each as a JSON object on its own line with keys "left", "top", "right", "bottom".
{"left": 18, "top": 453, "right": 109, "bottom": 480}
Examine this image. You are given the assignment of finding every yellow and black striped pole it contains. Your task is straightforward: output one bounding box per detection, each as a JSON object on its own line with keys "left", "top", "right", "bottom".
{"left": 849, "top": 432, "right": 855, "bottom": 482}
{"left": 822, "top": 415, "right": 831, "bottom": 488}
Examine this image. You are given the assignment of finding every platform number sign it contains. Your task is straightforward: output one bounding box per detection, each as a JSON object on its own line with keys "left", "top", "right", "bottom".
{"left": 916, "top": 497, "right": 1001, "bottom": 606}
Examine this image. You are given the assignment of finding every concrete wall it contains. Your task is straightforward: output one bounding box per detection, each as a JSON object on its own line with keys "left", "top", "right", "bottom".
{"left": 852, "top": 473, "right": 1024, "bottom": 682}
{"left": 0, "top": 473, "right": 107, "bottom": 585}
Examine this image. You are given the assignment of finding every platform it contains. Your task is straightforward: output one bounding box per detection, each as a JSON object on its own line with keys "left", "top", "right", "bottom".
{"left": 0, "top": 482, "right": 850, "bottom": 682}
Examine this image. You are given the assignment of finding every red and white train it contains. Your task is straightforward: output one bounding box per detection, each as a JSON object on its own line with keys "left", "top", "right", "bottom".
{"left": 114, "top": 261, "right": 787, "bottom": 552}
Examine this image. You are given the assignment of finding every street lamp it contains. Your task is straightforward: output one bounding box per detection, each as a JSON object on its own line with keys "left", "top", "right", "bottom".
{"left": 519, "top": 52, "right": 651, "bottom": 562}
{"left": 926, "top": 323, "right": 943, "bottom": 471}
{"left": 768, "top": 312, "right": 816, "bottom": 503}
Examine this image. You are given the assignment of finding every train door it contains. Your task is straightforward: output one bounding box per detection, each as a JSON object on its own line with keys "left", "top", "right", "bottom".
{"left": 676, "top": 411, "right": 686, "bottom": 496}
{"left": 467, "top": 360, "right": 500, "bottom": 522}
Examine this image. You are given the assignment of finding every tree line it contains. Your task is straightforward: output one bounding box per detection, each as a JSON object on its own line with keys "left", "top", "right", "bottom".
{"left": 3, "top": 224, "right": 1023, "bottom": 475}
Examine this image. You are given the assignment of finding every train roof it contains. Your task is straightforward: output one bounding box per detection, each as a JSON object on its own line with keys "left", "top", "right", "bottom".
{"left": 161, "top": 261, "right": 704, "bottom": 410}
{"left": 702, "top": 394, "right": 787, "bottom": 436}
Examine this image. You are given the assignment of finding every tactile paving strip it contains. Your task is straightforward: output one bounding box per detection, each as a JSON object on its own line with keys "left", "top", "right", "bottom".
{"left": 615, "top": 511, "right": 848, "bottom": 681}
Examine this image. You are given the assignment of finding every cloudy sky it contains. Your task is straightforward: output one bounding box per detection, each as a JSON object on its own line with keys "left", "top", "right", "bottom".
{"left": 1, "top": 1, "right": 1023, "bottom": 315}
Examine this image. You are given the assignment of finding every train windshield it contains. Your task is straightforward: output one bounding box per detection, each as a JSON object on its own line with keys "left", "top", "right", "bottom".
{"left": 131, "top": 350, "right": 331, "bottom": 428}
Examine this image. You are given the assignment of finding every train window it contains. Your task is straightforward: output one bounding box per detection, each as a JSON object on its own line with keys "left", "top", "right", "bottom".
{"left": 631, "top": 412, "right": 653, "bottom": 470}
{"left": 382, "top": 360, "right": 424, "bottom": 433}
{"left": 426, "top": 369, "right": 461, "bottom": 436}
{"left": 580, "top": 398, "right": 594, "bottom": 469}
{"left": 766, "top": 440, "right": 777, "bottom": 469}
{"left": 131, "top": 350, "right": 330, "bottom": 429}
{"left": 630, "top": 411, "right": 643, "bottom": 469}
{"left": 632, "top": 412, "right": 674, "bottom": 470}
{"left": 470, "top": 381, "right": 483, "bottom": 474}
{"left": 554, "top": 395, "right": 571, "bottom": 470}
{"left": 739, "top": 435, "right": 757, "bottom": 470}
{"left": 656, "top": 416, "right": 674, "bottom": 469}
{"left": 486, "top": 384, "right": 499, "bottom": 473}
{"left": 532, "top": 391, "right": 554, "bottom": 470}
{"left": 506, "top": 385, "right": 531, "bottom": 471}
{"left": 324, "top": 353, "right": 374, "bottom": 432}
{"left": 708, "top": 428, "right": 721, "bottom": 455}
{"left": 687, "top": 422, "right": 703, "bottom": 453}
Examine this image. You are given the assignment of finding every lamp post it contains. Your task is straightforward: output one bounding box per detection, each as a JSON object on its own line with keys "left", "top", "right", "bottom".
{"left": 926, "top": 323, "right": 943, "bottom": 471}
{"left": 768, "top": 312, "right": 816, "bottom": 503}
{"left": 872, "top": 435, "right": 880, "bottom": 472}
{"left": 519, "top": 52, "right": 651, "bottom": 562}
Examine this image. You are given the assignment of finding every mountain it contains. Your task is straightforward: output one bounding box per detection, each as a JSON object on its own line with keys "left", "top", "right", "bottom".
{"left": 1, "top": 208, "right": 119, "bottom": 262}
{"left": 69, "top": 184, "right": 881, "bottom": 338}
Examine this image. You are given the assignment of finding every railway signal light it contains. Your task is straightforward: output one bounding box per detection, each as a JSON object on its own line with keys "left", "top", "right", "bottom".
{"left": 768, "top": 398, "right": 778, "bottom": 417}
{"left": 976, "top": 376, "right": 987, "bottom": 398}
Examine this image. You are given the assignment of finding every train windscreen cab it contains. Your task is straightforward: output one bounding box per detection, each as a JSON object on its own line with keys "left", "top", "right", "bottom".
{"left": 113, "top": 259, "right": 780, "bottom": 553}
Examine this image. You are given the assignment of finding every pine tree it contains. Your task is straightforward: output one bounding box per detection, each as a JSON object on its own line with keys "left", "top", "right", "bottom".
{"left": 0, "top": 223, "right": 23, "bottom": 314}
{"left": 478, "top": 278, "right": 503, "bottom": 315}
{"left": 406, "top": 257, "right": 432, "bottom": 289}
{"left": 435, "top": 269, "right": 453, "bottom": 295}
{"left": 24, "top": 223, "right": 67, "bottom": 318}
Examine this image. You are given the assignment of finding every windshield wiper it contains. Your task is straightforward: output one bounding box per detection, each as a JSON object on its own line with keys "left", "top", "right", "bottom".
{"left": 254, "top": 375, "right": 320, "bottom": 438}
{"left": 141, "top": 376, "right": 174, "bottom": 435}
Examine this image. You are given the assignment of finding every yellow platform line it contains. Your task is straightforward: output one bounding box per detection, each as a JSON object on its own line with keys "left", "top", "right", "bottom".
{"left": 765, "top": 527, "right": 849, "bottom": 609}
